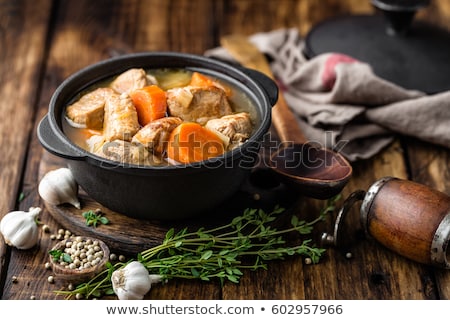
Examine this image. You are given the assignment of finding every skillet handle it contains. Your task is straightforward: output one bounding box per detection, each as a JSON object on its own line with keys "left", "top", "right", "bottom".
{"left": 240, "top": 67, "right": 279, "bottom": 107}
{"left": 37, "top": 114, "right": 85, "bottom": 160}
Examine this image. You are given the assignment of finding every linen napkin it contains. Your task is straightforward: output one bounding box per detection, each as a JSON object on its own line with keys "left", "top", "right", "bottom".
{"left": 205, "top": 28, "right": 450, "bottom": 161}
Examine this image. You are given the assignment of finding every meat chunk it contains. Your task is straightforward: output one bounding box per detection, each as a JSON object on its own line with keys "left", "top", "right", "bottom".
{"left": 65, "top": 88, "right": 114, "bottom": 129}
{"left": 95, "top": 139, "right": 162, "bottom": 166}
{"left": 86, "top": 134, "right": 105, "bottom": 154}
{"left": 205, "top": 112, "right": 253, "bottom": 150}
{"left": 103, "top": 92, "right": 140, "bottom": 141}
{"left": 166, "top": 86, "right": 232, "bottom": 125}
{"left": 110, "top": 68, "right": 157, "bottom": 94}
{"left": 132, "top": 117, "right": 183, "bottom": 154}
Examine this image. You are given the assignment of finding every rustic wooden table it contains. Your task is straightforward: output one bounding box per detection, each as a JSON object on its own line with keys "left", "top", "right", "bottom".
{"left": 1, "top": 0, "right": 450, "bottom": 300}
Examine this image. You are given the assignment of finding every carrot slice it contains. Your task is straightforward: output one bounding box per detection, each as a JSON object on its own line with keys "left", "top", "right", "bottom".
{"left": 189, "top": 72, "right": 216, "bottom": 87}
{"left": 167, "top": 122, "right": 225, "bottom": 164}
{"left": 189, "top": 72, "right": 232, "bottom": 96}
{"left": 130, "top": 85, "right": 167, "bottom": 126}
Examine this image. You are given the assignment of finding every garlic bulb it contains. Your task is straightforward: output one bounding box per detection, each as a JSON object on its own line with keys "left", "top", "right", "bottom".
{"left": 38, "top": 168, "right": 81, "bottom": 209}
{"left": 112, "top": 261, "right": 162, "bottom": 300}
{"left": 0, "top": 207, "right": 41, "bottom": 249}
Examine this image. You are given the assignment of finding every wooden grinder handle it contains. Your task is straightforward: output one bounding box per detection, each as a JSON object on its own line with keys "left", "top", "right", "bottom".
{"left": 361, "top": 177, "right": 450, "bottom": 268}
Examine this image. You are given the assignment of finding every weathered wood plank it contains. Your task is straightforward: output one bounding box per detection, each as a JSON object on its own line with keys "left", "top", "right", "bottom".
{"left": 134, "top": 0, "right": 217, "bottom": 53}
{"left": 3, "top": 0, "right": 148, "bottom": 300}
{"left": 2, "top": 0, "right": 450, "bottom": 300}
{"left": 300, "top": 141, "right": 440, "bottom": 299}
{"left": 4, "top": 0, "right": 223, "bottom": 300}
{"left": 215, "top": 0, "right": 432, "bottom": 300}
{"left": 0, "top": 0, "right": 53, "bottom": 298}
{"left": 0, "top": 0, "right": 52, "bottom": 217}
{"left": 221, "top": 141, "right": 435, "bottom": 299}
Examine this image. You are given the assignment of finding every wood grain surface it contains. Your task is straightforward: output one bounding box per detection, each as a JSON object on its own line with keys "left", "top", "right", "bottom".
{"left": 1, "top": 0, "right": 449, "bottom": 300}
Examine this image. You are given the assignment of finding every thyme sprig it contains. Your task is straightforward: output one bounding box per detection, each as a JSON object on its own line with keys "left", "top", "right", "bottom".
{"left": 58, "top": 196, "right": 339, "bottom": 299}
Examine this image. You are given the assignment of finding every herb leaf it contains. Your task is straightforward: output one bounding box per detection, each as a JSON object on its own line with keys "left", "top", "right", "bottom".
{"left": 82, "top": 210, "right": 109, "bottom": 228}
{"left": 18, "top": 192, "right": 25, "bottom": 203}
{"left": 49, "top": 249, "right": 62, "bottom": 261}
{"left": 49, "top": 249, "right": 72, "bottom": 263}
{"left": 58, "top": 197, "right": 340, "bottom": 299}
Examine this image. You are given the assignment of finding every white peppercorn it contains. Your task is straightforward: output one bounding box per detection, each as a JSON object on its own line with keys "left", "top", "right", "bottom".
{"left": 75, "top": 293, "right": 84, "bottom": 300}
{"left": 54, "top": 237, "right": 105, "bottom": 271}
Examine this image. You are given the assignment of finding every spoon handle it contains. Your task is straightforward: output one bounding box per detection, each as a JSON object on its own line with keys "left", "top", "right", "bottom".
{"left": 220, "top": 34, "right": 307, "bottom": 144}
{"left": 271, "top": 88, "right": 307, "bottom": 144}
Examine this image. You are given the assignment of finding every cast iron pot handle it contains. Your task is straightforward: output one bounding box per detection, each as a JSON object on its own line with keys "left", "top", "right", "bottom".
{"left": 37, "top": 115, "right": 86, "bottom": 160}
{"left": 239, "top": 67, "right": 279, "bottom": 107}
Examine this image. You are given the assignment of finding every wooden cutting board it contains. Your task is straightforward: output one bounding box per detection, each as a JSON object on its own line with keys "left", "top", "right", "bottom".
{"left": 38, "top": 149, "right": 299, "bottom": 255}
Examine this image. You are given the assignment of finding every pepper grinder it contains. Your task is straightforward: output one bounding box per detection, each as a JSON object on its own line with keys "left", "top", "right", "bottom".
{"left": 322, "top": 176, "right": 450, "bottom": 269}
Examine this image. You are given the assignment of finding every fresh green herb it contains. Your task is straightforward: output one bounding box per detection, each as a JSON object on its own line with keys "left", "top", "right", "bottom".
{"left": 58, "top": 197, "right": 339, "bottom": 299}
{"left": 82, "top": 210, "right": 109, "bottom": 228}
{"left": 49, "top": 249, "right": 73, "bottom": 263}
{"left": 18, "top": 192, "right": 25, "bottom": 203}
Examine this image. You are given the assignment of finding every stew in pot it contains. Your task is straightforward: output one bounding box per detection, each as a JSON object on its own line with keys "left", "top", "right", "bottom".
{"left": 63, "top": 68, "right": 257, "bottom": 166}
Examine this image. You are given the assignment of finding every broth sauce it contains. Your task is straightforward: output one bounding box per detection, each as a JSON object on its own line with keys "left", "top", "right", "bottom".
{"left": 63, "top": 68, "right": 258, "bottom": 166}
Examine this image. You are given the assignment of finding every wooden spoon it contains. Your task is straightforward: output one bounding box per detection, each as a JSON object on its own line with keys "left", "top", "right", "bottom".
{"left": 221, "top": 34, "right": 352, "bottom": 199}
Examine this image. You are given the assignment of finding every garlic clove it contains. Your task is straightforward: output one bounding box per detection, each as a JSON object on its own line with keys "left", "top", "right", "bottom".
{"left": 112, "top": 261, "right": 154, "bottom": 300}
{"left": 149, "top": 274, "right": 163, "bottom": 284}
{"left": 0, "top": 207, "right": 41, "bottom": 249}
{"left": 38, "top": 168, "right": 81, "bottom": 209}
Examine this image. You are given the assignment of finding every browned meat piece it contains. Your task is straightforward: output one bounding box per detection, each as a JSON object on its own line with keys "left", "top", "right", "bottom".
{"left": 110, "top": 68, "right": 157, "bottom": 94}
{"left": 132, "top": 117, "right": 183, "bottom": 154}
{"left": 166, "top": 86, "right": 233, "bottom": 125}
{"left": 65, "top": 88, "right": 114, "bottom": 129}
{"left": 95, "top": 139, "right": 163, "bottom": 166}
{"left": 205, "top": 112, "right": 253, "bottom": 150}
{"left": 103, "top": 92, "right": 140, "bottom": 141}
{"left": 86, "top": 134, "right": 105, "bottom": 154}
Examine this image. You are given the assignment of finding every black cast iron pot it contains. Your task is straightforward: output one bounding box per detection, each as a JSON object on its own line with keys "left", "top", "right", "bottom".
{"left": 37, "top": 52, "right": 278, "bottom": 220}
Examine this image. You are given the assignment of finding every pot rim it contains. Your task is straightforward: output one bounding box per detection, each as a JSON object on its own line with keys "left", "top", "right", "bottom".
{"left": 44, "top": 51, "right": 275, "bottom": 173}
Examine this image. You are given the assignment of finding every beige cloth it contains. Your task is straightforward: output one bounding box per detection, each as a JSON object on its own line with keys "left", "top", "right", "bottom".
{"left": 205, "top": 28, "right": 450, "bottom": 161}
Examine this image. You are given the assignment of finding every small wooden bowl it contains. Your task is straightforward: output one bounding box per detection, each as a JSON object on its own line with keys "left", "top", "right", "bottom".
{"left": 49, "top": 236, "right": 110, "bottom": 284}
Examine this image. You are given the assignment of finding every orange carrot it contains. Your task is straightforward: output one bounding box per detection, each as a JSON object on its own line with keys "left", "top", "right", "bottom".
{"left": 189, "top": 71, "right": 216, "bottom": 87}
{"left": 167, "top": 122, "right": 225, "bottom": 164}
{"left": 130, "top": 85, "right": 167, "bottom": 126}
{"left": 189, "top": 72, "right": 232, "bottom": 96}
